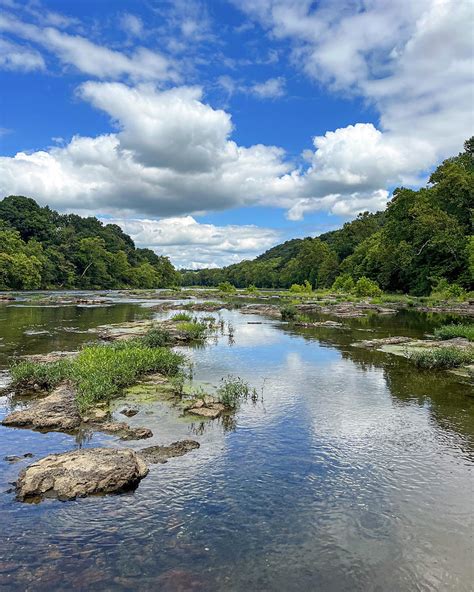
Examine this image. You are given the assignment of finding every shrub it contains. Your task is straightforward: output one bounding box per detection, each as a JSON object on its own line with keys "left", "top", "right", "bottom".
{"left": 353, "top": 276, "right": 382, "bottom": 297}
{"left": 430, "top": 278, "right": 466, "bottom": 300}
{"left": 332, "top": 274, "right": 355, "bottom": 293}
{"left": 246, "top": 285, "right": 258, "bottom": 294}
{"left": 216, "top": 375, "right": 258, "bottom": 410}
{"left": 434, "top": 324, "right": 474, "bottom": 342}
{"left": 289, "top": 280, "right": 312, "bottom": 294}
{"left": 408, "top": 347, "right": 474, "bottom": 369}
{"left": 280, "top": 304, "right": 297, "bottom": 320}
{"left": 218, "top": 281, "right": 237, "bottom": 293}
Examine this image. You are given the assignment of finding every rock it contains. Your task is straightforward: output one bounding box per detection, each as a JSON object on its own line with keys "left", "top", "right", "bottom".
{"left": 16, "top": 448, "right": 149, "bottom": 502}
{"left": 3, "top": 453, "right": 34, "bottom": 463}
{"left": 354, "top": 336, "right": 413, "bottom": 348}
{"left": 21, "top": 351, "right": 78, "bottom": 364}
{"left": 187, "top": 404, "right": 225, "bottom": 419}
{"left": 2, "top": 383, "right": 81, "bottom": 432}
{"left": 120, "top": 407, "right": 139, "bottom": 417}
{"left": 97, "top": 421, "right": 152, "bottom": 440}
{"left": 140, "top": 440, "right": 200, "bottom": 464}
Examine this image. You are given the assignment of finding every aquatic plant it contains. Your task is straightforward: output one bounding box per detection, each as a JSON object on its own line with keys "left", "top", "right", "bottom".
{"left": 217, "top": 281, "right": 237, "bottom": 293}
{"left": 171, "top": 312, "right": 193, "bottom": 322}
{"left": 11, "top": 342, "right": 184, "bottom": 409}
{"left": 140, "top": 327, "right": 172, "bottom": 347}
{"left": 216, "top": 375, "right": 258, "bottom": 410}
{"left": 10, "top": 359, "right": 72, "bottom": 389}
{"left": 433, "top": 324, "right": 474, "bottom": 342}
{"left": 407, "top": 347, "right": 474, "bottom": 369}
{"left": 177, "top": 320, "right": 208, "bottom": 340}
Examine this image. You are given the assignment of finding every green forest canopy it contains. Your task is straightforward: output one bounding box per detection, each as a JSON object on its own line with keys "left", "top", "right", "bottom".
{"left": 182, "top": 138, "right": 473, "bottom": 295}
{"left": 0, "top": 197, "right": 179, "bottom": 289}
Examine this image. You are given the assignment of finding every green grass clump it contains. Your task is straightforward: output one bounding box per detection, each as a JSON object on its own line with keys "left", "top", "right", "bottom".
{"left": 177, "top": 320, "right": 208, "bottom": 340}
{"left": 433, "top": 324, "right": 474, "bottom": 342}
{"left": 408, "top": 347, "right": 474, "bottom": 369}
{"left": 10, "top": 359, "right": 72, "bottom": 389}
{"left": 11, "top": 342, "right": 184, "bottom": 410}
{"left": 171, "top": 312, "right": 193, "bottom": 322}
{"left": 216, "top": 375, "right": 258, "bottom": 410}
{"left": 140, "top": 327, "right": 172, "bottom": 347}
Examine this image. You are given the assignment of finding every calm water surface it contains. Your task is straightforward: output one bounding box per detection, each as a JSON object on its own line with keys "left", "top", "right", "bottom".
{"left": 0, "top": 293, "right": 473, "bottom": 591}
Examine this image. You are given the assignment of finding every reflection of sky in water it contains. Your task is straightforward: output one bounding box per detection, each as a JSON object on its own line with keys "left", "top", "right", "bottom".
{"left": 0, "top": 303, "right": 473, "bottom": 591}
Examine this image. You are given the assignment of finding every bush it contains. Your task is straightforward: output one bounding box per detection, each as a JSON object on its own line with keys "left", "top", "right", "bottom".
{"left": 434, "top": 324, "right": 474, "bottom": 342}
{"left": 218, "top": 281, "right": 237, "bottom": 293}
{"left": 289, "top": 280, "right": 312, "bottom": 294}
{"left": 246, "top": 285, "right": 258, "bottom": 294}
{"left": 216, "top": 375, "right": 258, "bottom": 410}
{"left": 430, "top": 278, "right": 466, "bottom": 300}
{"left": 408, "top": 346, "right": 474, "bottom": 369}
{"left": 353, "top": 276, "right": 382, "bottom": 297}
{"left": 332, "top": 274, "right": 355, "bottom": 293}
{"left": 280, "top": 304, "right": 297, "bottom": 320}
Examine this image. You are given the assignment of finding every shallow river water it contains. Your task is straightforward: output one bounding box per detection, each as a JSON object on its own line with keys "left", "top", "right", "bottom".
{"left": 0, "top": 293, "right": 473, "bottom": 591}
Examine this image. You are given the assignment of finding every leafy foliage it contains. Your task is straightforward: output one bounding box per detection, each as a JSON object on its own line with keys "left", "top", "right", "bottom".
{"left": 182, "top": 139, "right": 473, "bottom": 295}
{"left": 0, "top": 196, "right": 179, "bottom": 289}
{"left": 216, "top": 375, "right": 258, "bottom": 410}
{"left": 434, "top": 324, "right": 474, "bottom": 342}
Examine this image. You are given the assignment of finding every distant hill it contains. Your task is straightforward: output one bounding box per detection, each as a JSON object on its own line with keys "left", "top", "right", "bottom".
{"left": 0, "top": 196, "right": 178, "bottom": 290}
{"left": 181, "top": 138, "right": 473, "bottom": 295}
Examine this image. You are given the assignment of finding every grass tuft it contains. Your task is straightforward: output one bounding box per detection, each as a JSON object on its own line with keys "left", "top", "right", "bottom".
{"left": 216, "top": 375, "right": 258, "bottom": 410}
{"left": 407, "top": 347, "right": 474, "bottom": 369}
{"left": 433, "top": 324, "right": 474, "bottom": 342}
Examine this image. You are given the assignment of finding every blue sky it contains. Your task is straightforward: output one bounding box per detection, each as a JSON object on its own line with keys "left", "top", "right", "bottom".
{"left": 0, "top": 0, "right": 472, "bottom": 268}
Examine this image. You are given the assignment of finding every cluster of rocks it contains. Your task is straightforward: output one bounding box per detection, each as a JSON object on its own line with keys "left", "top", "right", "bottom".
{"left": 183, "top": 395, "right": 226, "bottom": 419}
{"left": 294, "top": 320, "right": 345, "bottom": 329}
{"left": 296, "top": 302, "right": 397, "bottom": 318}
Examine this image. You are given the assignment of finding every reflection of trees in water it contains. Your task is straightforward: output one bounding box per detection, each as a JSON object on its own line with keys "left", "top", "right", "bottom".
{"left": 0, "top": 302, "right": 150, "bottom": 366}
{"left": 283, "top": 318, "right": 474, "bottom": 449}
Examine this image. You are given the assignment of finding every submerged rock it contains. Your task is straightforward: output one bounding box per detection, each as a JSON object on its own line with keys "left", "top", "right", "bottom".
{"left": 3, "top": 453, "right": 34, "bottom": 463}
{"left": 120, "top": 407, "right": 139, "bottom": 417}
{"left": 140, "top": 440, "right": 200, "bottom": 464}
{"left": 96, "top": 421, "right": 152, "bottom": 440}
{"left": 354, "top": 336, "right": 413, "bottom": 348}
{"left": 16, "top": 448, "right": 148, "bottom": 502}
{"left": 184, "top": 396, "right": 226, "bottom": 419}
{"left": 2, "top": 383, "right": 81, "bottom": 432}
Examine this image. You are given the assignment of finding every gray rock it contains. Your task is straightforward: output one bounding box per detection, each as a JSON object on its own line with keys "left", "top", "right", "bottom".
{"left": 16, "top": 448, "right": 149, "bottom": 502}
{"left": 2, "top": 383, "right": 81, "bottom": 431}
{"left": 97, "top": 421, "right": 152, "bottom": 440}
{"left": 140, "top": 440, "right": 200, "bottom": 464}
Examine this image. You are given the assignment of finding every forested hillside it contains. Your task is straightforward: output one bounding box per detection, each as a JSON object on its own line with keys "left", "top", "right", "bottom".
{"left": 0, "top": 196, "right": 178, "bottom": 290}
{"left": 182, "top": 139, "right": 473, "bottom": 295}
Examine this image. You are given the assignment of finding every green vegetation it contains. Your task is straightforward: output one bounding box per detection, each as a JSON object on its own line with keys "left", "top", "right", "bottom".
{"left": 0, "top": 195, "right": 178, "bottom": 289}
{"left": 218, "top": 281, "right": 237, "bottom": 293}
{"left": 11, "top": 341, "right": 184, "bottom": 409}
{"left": 181, "top": 139, "right": 473, "bottom": 296}
{"left": 140, "top": 327, "right": 172, "bottom": 348}
{"left": 171, "top": 312, "right": 193, "bottom": 322}
{"left": 408, "top": 347, "right": 474, "bottom": 369}
{"left": 216, "top": 375, "right": 258, "bottom": 410}
{"left": 280, "top": 304, "right": 297, "bottom": 320}
{"left": 353, "top": 276, "right": 383, "bottom": 297}
{"left": 177, "top": 320, "right": 208, "bottom": 340}
{"left": 289, "top": 280, "right": 312, "bottom": 294}
{"left": 434, "top": 324, "right": 474, "bottom": 342}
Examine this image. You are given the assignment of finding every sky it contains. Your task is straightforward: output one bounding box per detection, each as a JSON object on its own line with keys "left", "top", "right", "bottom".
{"left": 0, "top": 0, "right": 472, "bottom": 269}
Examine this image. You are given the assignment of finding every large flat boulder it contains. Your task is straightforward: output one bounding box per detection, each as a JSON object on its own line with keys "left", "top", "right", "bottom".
{"left": 16, "top": 448, "right": 149, "bottom": 502}
{"left": 2, "top": 383, "right": 81, "bottom": 431}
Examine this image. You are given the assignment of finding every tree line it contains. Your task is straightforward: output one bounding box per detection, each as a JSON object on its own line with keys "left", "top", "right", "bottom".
{"left": 182, "top": 138, "right": 473, "bottom": 295}
{"left": 0, "top": 196, "right": 179, "bottom": 290}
